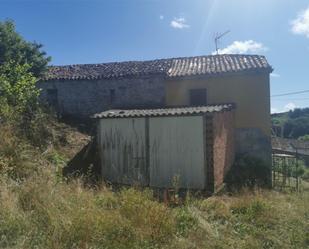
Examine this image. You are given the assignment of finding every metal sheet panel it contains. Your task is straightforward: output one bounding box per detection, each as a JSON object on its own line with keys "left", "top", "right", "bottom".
{"left": 149, "top": 116, "right": 206, "bottom": 189}
{"left": 98, "top": 118, "right": 148, "bottom": 185}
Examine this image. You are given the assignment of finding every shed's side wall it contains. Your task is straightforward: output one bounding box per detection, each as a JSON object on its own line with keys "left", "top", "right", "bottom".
{"left": 38, "top": 76, "right": 165, "bottom": 117}
{"left": 212, "top": 111, "right": 235, "bottom": 191}
{"left": 149, "top": 116, "right": 206, "bottom": 189}
{"left": 98, "top": 118, "right": 148, "bottom": 186}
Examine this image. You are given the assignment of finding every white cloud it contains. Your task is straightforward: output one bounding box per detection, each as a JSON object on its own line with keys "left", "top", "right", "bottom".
{"left": 212, "top": 40, "right": 268, "bottom": 55}
{"left": 284, "top": 102, "right": 297, "bottom": 111}
{"left": 270, "top": 73, "right": 280, "bottom": 78}
{"left": 271, "top": 102, "right": 297, "bottom": 114}
{"left": 291, "top": 7, "right": 309, "bottom": 38}
{"left": 170, "top": 17, "right": 190, "bottom": 29}
{"left": 159, "top": 15, "right": 164, "bottom": 20}
{"left": 271, "top": 108, "right": 279, "bottom": 114}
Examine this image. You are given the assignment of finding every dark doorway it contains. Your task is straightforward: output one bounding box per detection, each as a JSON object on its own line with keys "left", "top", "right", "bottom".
{"left": 189, "top": 89, "right": 207, "bottom": 106}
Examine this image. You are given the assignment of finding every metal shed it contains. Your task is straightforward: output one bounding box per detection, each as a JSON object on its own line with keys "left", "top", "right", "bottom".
{"left": 94, "top": 104, "right": 235, "bottom": 192}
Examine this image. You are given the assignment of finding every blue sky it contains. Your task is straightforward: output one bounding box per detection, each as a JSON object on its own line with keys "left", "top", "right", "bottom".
{"left": 1, "top": 0, "right": 309, "bottom": 113}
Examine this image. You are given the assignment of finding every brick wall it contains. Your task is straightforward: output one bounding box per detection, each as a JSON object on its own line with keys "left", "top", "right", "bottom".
{"left": 205, "top": 114, "right": 214, "bottom": 193}
{"left": 38, "top": 75, "right": 166, "bottom": 117}
{"left": 212, "top": 111, "right": 235, "bottom": 191}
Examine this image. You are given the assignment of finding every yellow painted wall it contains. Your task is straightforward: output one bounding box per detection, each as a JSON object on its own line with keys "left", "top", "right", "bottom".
{"left": 165, "top": 72, "right": 271, "bottom": 136}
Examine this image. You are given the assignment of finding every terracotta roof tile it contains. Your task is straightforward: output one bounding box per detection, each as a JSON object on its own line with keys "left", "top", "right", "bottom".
{"left": 44, "top": 54, "right": 272, "bottom": 81}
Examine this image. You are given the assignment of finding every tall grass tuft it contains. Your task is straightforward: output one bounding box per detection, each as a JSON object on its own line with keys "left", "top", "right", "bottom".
{"left": 0, "top": 111, "right": 308, "bottom": 248}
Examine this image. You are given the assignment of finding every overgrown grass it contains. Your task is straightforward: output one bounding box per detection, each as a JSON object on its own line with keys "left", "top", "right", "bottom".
{"left": 0, "top": 170, "right": 309, "bottom": 248}
{"left": 0, "top": 167, "right": 308, "bottom": 248}
{"left": 0, "top": 120, "right": 308, "bottom": 249}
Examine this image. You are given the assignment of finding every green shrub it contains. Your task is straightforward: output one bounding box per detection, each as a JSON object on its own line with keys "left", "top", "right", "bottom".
{"left": 225, "top": 155, "right": 271, "bottom": 190}
{"left": 0, "top": 62, "right": 40, "bottom": 114}
{"left": 174, "top": 207, "right": 198, "bottom": 236}
{"left": 303, "top": 168, "right": 309, "bottom": 180}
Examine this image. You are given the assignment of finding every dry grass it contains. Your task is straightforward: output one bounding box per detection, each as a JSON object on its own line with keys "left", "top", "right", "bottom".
{"left": 0, "top": 169, "right": 308, "bottom": 249}
{"left": 0, "top": 122, "right": 308, "bottom": 249}
{"left": 0, "top": 172, "right": 176, "bottom": 249}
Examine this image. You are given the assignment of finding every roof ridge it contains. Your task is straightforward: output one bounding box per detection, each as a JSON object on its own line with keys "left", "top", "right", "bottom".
{"left": 44, "top": 54, "right": 272, "bottom": 81}
{"left": 48, "top": 54, "right": 266, "bottom": 68}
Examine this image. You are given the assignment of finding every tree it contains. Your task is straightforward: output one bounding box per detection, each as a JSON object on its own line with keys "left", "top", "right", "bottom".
{"left": 0, "top": 62, "right": 40, "bottom": 116}
{"left": 298, "top": 134, "right": 309, "bottom": 141}
{"left": 0, "top": 61, "right": 51, "bottom": 147}
{"left": 0, "top": 20, "right": 51, "bottom": 77}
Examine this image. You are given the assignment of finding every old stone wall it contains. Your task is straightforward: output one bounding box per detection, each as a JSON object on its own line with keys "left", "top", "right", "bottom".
{"left": 38, "top": 75, "right": 166, "bottom": 117}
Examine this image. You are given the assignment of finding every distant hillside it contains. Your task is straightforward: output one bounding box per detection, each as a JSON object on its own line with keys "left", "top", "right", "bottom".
{"left": 271, "top": 108, "right": 309, "bottom": 140}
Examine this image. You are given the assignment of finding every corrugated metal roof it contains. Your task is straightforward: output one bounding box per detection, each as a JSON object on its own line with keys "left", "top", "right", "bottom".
{"left": 93, "top": 104, "right": 235, "bottom": 119}
{"left": 43, "top": 54, "right": 272, "bottom": 81}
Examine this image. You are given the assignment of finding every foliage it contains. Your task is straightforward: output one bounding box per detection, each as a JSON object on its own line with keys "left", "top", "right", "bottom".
{"left": 273, "top": 157, "right": 306, "bottom": 178}
{"left": 225, "top": 156, "right": 271, "bottom": 190}
{"left": 174, "top": 207, "right": 198, "bottom": 236}
{"left": 272, "top": 108, "right": 309, "bottom": 139}
{"left": 0, "top": 62, "right": 40, "bottom": 114}
{"left": 0, "top": 168, "right": 308, "bottom": 249}
{"left": 0, "top": 124, "right": 40, "bottom": 180}
{"left": 0, "top": 62, "right": 54, "bottom": 148}
{"left": 298, "top": 134, "right": 309, "bottom": 141}
{"left": 287, "top": 108, "right": 309, "bottom": 119}
{"left": 283, "top": 117, "right": 309, "bottom": 138}
{"left": 0, "top": 20, "right": 53, "bottom": 147}
{"left": 303, "top": 168, "right": 309, "bottom": 180}
{"left": 0, "top": 111, "right": 308, "bottom": 248}
{"left": 0, "top": 20, "right": 51, "bottom": 77}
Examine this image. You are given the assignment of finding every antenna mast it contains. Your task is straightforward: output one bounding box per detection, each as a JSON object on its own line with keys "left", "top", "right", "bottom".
{"left": 215, "top": 30, "right": 230, "bottom": 55}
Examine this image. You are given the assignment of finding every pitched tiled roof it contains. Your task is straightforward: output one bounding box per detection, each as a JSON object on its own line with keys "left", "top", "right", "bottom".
{"left": 93, "top": 104, "right": 234, "bottom": 119}
{"left": 44, "top": 54, "right": 272, "bottom": 81}
{"left": 272, "top": 137, "right": 309, "bottom": 156}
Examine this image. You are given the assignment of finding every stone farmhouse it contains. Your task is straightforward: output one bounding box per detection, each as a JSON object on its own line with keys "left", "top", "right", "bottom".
{"left": 39, "top": 54, "right": 273, "bottom": 188}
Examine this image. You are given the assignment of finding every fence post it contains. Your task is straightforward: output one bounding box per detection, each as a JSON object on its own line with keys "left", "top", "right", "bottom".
{"left": 296, "top": 149, "right": 299, "bottom": 192}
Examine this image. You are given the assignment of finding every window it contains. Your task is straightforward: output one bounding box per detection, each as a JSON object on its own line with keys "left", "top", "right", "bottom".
{"left": 110, "top": 89, "right": 116, "bottom": 104}
{"left": 189, "top": 89, "right": 207, "bottom": 106}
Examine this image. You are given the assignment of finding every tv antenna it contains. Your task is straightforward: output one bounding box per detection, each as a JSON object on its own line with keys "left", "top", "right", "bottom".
{"left": 214, "top": 30, "right": 230, "bottom": 55}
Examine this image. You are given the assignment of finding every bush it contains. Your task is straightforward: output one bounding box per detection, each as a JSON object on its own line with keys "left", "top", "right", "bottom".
{"left": 0, "top": 62, "right": 40, "bottom": 113}
{"left": 174, "top": 207, "right": 198, "bottom": 236}
{"left": 225, "top": 156, "right": 271, "bottom": 190}
{"left": 0, "top": 61, "right": 55, "bottom": 148}
{"left": 303, "top": 168, "right": 309, "bottom": 181}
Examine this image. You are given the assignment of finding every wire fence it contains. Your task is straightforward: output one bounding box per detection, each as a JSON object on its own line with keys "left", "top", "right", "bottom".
{"left": 272, "top": 153, "right": 305, "bottom": 191}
